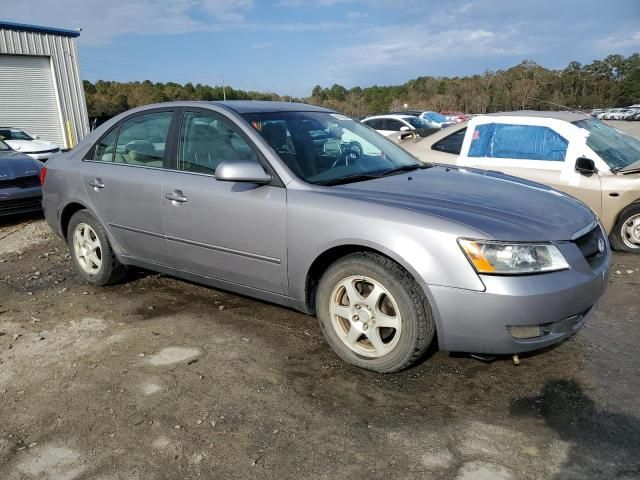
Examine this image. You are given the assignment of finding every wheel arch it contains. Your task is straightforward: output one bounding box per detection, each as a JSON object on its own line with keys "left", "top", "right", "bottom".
{"left": 60, "top": 201, "right": 90, "bottom": 240}
{"left": 304, "top": 242, "right": 427, "bottom": 315}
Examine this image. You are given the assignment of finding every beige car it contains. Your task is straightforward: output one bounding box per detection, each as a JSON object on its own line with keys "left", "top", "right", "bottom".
{"left": 393, "top": 111, "right": 640, "bottom": 252}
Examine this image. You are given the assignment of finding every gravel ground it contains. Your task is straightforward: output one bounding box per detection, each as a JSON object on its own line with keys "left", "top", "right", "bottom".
{"left": 1, "top": 121, "right": 639, "bottom": 479}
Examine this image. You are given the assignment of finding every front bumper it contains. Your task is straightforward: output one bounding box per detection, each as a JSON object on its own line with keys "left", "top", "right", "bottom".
{"left": 427, "top": 240, "right": 611, "bottom": 355}
{"left": 25, "top": 151, "right": 59, "bottom": 162}
{"left": 0, "top": 187, "right": 42, "bottom": 217}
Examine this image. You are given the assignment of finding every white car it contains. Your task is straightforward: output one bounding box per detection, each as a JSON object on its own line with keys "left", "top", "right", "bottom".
{"left": 419, "top": 111, "right": 455, "bottom": 128}
{"left": 600, "top": 109, "right": 630, "bottom": 120}
{"left": 0, "top": 127, "right": 60, "bottom": 161}
{"left": 361, "top": 114, "right": 439, "bottom": 137}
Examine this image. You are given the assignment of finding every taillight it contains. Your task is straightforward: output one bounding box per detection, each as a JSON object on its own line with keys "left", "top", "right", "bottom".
{"left": 39, "top": 166, "right": 48, "bottom": 186}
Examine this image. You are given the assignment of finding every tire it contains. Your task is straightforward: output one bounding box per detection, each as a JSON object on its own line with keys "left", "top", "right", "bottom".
{"left": 316, "top": 252, "right": 435, "bottom": 373}
{"left": 610, "top": 204, "right": 640, "bottom": 253}
{"left": 67, "top": 210, "right": 127, "bottom": 285}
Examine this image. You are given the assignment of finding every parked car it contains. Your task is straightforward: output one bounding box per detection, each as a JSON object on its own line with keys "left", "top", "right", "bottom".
{"left": 441, "top": 111, "right": 469, "bottom": 123}
{"left": 393, "top": 111, "right": 640, "bottom": 252}
{"left": 361, "top": 114, "right": 439, "bottom": 138}
{"left": 42, "top": 101, "right": 609, "bottom": 372}
{"left": 388, "top": 110, "right": 423, "bottom": 117}
{"left": 0, "top": 139, "right": 43, "bottom": 217}
{"left": 0, "top": 127, "right": 60, "bottom": 162}
{"left": 420, "top": 111, "right": 455, "bottom": 128}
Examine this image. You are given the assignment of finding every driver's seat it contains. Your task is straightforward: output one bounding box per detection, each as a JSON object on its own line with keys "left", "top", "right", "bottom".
{"left": 260, "top": 122, "right": 305, "bottom": 178}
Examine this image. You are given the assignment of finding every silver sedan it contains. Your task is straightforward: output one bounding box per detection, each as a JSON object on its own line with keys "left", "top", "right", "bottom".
{"left": 41, "top": 101, "right": 610, "bottom": 372}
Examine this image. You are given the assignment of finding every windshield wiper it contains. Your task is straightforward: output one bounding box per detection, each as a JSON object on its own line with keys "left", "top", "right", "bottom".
{"left": 316, "top": 173, "right": 384, "bottom": 186}
{"left": 379, "top": 163, "right": 433, "bottom": 177}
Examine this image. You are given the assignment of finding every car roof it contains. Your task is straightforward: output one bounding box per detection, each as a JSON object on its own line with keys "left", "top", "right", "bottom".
{"left": 120, "top": 100, "right": 336, "bottom": 116}
{"left": 488, "top": 110, "right": 590, "bottom": 122}
{"left": 364, "top": 114, "right": 413, "bottom": 120}
{"left": 216, "top": 100, "right": 335, "bottom": 114}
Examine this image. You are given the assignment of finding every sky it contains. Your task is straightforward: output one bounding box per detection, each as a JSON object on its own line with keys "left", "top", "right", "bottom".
{"left": 3, "top": 0, "right": 640, "bottom": 96}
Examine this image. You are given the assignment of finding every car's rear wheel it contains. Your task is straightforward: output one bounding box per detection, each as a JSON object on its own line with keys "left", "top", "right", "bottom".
{"left": 316, "top": 252, "right": 435, "bottom": 373}
{"left": 610, "top": 204, "right": 640, "bottom": 253}
{"left": 67, "top": 210, "right": 127, "bottom": 285}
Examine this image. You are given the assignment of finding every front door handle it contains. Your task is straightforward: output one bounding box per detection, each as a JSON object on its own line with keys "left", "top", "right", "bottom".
{"left": 89, "top": 178, "right": 105, "bottom": 189}
{"left": 165, "top": 190, "right": 188, "bottom": 204}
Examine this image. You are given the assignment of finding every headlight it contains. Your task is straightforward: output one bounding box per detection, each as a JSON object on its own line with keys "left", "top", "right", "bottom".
{"left": 458, "top": 239, "right": 569, "bottom": 275}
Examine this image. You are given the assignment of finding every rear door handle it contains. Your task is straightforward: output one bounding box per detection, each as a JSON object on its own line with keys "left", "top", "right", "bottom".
{"left": 89, "top": 178, "right": 105, "bottom": 189}
{"left": 165, "top": 190, "right": 188, "bottom": 203}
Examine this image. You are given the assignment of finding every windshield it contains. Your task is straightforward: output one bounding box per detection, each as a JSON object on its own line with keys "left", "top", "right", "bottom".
{"left": 404, "top": 117, "right": 431, "bottom": 129}
{"left": 0, "top": 140, "right": 10, "bottom": 151}
{"left": 422, "top": 112, "right": 447, "bottom": 123}
{"left": 573, "top": 119, "right": 640, "bottom": 171}
{"left": 243, "top": 111, "right": 422, "bottom": 185}
{"left": 0, "top": 128, "right": 33, "bottom": 141}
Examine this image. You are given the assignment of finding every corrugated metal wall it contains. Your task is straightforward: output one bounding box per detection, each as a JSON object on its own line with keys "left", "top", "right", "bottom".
{"left": 0, "top": 28, "right": 89, "bottom": 148}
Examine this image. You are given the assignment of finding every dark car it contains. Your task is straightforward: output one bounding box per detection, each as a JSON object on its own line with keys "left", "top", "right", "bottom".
{"left": 0, "top": 139, "right": 44, "bottom": 217}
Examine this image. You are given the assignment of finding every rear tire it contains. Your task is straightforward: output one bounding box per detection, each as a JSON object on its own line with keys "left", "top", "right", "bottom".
{"left": 610, "top": 204, "right": 640, "bottom": 253}
{"left": 316, "top": 252, "right": 435, "bottom": 373}
{"left": 67, "top": 210, "right": 127, "bottom": 285}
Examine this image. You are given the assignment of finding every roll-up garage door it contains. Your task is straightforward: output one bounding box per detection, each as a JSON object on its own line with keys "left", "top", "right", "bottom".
{"left": 0, "top": 55, "right": 64, "bottom": 146}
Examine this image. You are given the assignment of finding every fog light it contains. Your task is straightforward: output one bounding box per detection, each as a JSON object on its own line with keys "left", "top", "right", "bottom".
{"left": 507, "top": 325, "right": 542, "bottom": 339}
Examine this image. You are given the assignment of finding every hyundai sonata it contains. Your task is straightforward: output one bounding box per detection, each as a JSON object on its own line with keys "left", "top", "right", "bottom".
{"left": 41, "top": 101, "right": 610, "bottom": 372}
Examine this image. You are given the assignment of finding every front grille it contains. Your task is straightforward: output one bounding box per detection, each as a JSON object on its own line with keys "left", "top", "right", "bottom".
{"left": 0, "top": 175, "right": 40, "bottom": 189}
{"left": 574, "top": 226, "right": 606, "bottom": 269}
{"left": 0, "top": 196, "right": 42, "bottom": 215}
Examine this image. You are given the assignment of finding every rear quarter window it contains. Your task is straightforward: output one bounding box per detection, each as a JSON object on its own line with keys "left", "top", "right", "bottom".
{"left": 432, "top": 128, "right": 466, "bottom": 154}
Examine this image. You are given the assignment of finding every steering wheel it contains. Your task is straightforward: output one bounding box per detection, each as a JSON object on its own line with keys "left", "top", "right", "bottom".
{"left": 331, "top": 142, "right": 362, "bottom": 168}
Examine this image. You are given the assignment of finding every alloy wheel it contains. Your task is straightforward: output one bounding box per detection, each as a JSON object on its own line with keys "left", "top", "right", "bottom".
{"left": 73, "top": 223, "right": 103, "bottom": 274}
{"left": 329, "top": 275, "right": 402, "bottom": 358}
{"left": 622, "top": 214, "right": 640, "bottom": 249}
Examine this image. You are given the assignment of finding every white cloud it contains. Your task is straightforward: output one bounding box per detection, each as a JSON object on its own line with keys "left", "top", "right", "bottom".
{"left": 201, "top": 0, "right": 253, "bottom": 22}
{"left": 327, "top": 24, "right": 530, "bottom": 72}
{"left": 596, "top": 31, "right": 640, "bottom": 50}
{"left": 276, "top": 0, "right": 357, "bottom": 7}
{"left": 250, "top": 41, "right": 273, "bottom": 48}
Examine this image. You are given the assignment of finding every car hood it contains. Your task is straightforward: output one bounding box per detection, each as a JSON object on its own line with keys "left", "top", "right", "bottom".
{"left": 0, "top": 151, "right": 42, "bottom": 179}
{"left": 5, "top": 139, "right": 58, "bottom": 153}
{"left": 332, "top": 166, "right": 595, "bottom": 242}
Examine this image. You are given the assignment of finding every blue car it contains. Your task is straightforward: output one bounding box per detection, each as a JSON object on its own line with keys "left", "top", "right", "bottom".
{"left": 0, "top": 139, "right": 43, "bottom": 217}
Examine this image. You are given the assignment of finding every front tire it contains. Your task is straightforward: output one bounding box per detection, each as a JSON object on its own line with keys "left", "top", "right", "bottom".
{"left": 67, "top": 210, "right": 127, "bottom": 285}
{"left": 610, "top": 204, "right": 640, "bottom": 253}
{"left": 316, "top": 252, "right": 435, "bottom": 373}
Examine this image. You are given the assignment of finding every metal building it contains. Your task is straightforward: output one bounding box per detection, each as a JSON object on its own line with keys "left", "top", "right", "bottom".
{"left": 0, "top": 21, "right": 89, "bottom": 149}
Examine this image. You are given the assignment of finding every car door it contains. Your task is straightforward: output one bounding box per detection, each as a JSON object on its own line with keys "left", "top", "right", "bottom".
{"left": 384, "top": 118, "right": 407, "bottom": 137}
{"left": 81, "top": 109, "right": 176, "bottom": 264}
{"left": 161, "top": 109, "right": 288, "bottom": 295}
{"left": 458, "top": 117, "right": 603, "bottom": 217}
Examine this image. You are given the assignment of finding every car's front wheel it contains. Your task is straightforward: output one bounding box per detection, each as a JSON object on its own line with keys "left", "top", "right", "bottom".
{"left": 67, "top": 210, "right": 127, "bottom": 285}
{"left": 316, "top": 252, "right": 435, "bottom": 373}
{"left": 610, "top": 204, "right": 640, "bottom": 253}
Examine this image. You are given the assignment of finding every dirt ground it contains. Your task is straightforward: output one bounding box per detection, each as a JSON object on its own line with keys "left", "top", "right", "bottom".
{"left": 1, "top": 121, "right": 640, "bottom": 479}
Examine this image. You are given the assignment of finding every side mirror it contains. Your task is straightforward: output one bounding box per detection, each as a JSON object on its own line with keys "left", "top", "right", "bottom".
{"left": 215, "top": 160, "right": 272, "bottom": 184}
{"left": 399, "top": 126, "right": 411, "bottom": 132}
{"left": 33, "top": 134, "right": 40, "bottom": 139}
{"left": 576, "top": 157, "right": 597, "bottom": 175}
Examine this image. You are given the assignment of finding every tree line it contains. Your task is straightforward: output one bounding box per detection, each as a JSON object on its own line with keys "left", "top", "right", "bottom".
{"left": 84, "top": 54, "right": 640, "bottom": 119}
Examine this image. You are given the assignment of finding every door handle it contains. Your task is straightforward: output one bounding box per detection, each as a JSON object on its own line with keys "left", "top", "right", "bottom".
{"left": 165, "top": 191, "right": 188, "bottom": 203}
{"left": 89, "top": 178, "right": 105, "bottom": 189}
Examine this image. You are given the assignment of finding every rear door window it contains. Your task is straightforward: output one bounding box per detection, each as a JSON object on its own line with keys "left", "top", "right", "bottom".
{"left": 113, "top": 112, "right": 173, "bottom": 167}
{"left": 385, "top": 119, "right": 405, "bottom": 131}
{"left": 432, "top": 127, "right": 466, "bottom": 154}
{"left": 364, "top": 118, "right": 384, "bottom": 130}
{"left": 469, "top": 123, "right": 568, "bottom": 161}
